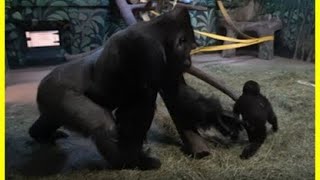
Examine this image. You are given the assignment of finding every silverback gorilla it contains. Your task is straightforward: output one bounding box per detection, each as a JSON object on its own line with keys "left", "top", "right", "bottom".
{"left": 29, "top": 7, "right": 197, "bottom": 170}
{"left": 233, "top": 80, "right": 278, "bottom": 159}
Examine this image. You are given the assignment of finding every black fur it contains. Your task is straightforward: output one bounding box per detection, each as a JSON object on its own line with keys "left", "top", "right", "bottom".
{"left": 176, "top": 84, "right": 241, "bottom": 137}
{"left": 233, "top": 80, "right": 278, "bottom": 159}
{"left": 29, "top": 7, "right": 196, "bottom": 170}
{"left": 161, "top": 83, "right": 242, "bottom": 157}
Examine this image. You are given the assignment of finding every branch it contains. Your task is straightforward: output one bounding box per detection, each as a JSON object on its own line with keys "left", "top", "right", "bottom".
{"left": 115, "top": 0, "right": 156, "bottom": 25}
{"left": 187, "top": 66, "right": 238, "bottom": 101}
{"left": 173, "top": 2, "right": 208, "bottom": 11}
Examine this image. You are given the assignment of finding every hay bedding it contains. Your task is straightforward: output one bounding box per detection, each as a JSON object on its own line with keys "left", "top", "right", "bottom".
{"left": 6, "top": 58, "right": 314, "bottom": 179}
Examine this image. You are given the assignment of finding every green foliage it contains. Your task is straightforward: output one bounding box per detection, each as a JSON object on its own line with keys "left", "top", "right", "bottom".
{"left": 190, "top": 0, "right": 217, "bottom": 46}
{"left": 191, "top": 9, "right": 216, "bottom": 46}
{"left": 50, "top": 1, "right": 69, "bottom": 6}
{"left": 259, "top": 0, "right": 314, "bottom": 60}
{"left": 6, "top": 0, "right": 120, "bottom": 67}
{"left": 11, "top": 11, "right": 23, "bottom": 20}
{"left": 46, "top": 10, "right": 70, "bottom": 20}
{"left": 6, "top": 0, "right": 314, "bottom": 67}
{"left": 20, "top": 0, "right": 33, "bottom": 6}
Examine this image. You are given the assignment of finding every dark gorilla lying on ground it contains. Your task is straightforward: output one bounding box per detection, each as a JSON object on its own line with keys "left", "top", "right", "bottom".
{"left": 233, "top": 80, "right": 278, "bottom": 159}
{"left": 174, "top": 84, "right": 243, "bottom": 157}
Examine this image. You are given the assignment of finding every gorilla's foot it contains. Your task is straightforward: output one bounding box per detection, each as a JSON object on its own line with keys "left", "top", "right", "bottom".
{"left": 29, "top": 115, "right": 67, "bottom": 144}
{"left": 240, "top": 152, "right": 254, "bottom": 160}
{"left": 182, "top": 130, "right": 211, "bottom": 159}
{"left": 181, "top": 145, "right": 210, "bottom": 159}
{"left": 108, "top": 148, "right": 161, "bottom": 170}
{"left": 136, "top": 155, "right": 161, "bottom": 170}
{"left": 240, "top": 142, "right": 262, "bottom": 159}
{"left": 118, "top": 153, "right": 161, "bottom": 170}
{"left": 192, "top": 150, "right": 211, "bottom": 159}
{"left": 272, "top": 125, "right": 278, "bottom": 132}
{"left": 29, "top": 129, "right": 69, "bottom": 144}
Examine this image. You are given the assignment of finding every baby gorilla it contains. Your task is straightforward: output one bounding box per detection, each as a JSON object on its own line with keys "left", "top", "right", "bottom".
{"left": 174, "top": 84, "right": 242, "bottom": 157}
{"left": 233, "top": 80, "right": 278, "bottom": 159}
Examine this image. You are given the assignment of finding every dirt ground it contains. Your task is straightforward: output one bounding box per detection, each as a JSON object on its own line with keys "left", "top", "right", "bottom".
{"left": 5, "top": 54, "right": 315, "bottom": 179}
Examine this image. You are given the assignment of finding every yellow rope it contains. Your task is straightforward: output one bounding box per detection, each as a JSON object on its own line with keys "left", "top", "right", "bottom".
{"left": 191, "top": 36, "right": 273, "bottom": 54}
{"left": 193, "top": 30, "right": 273, "bottom": 43}
{"left": 149, "top": 4, "right": 274, "bottom": 55}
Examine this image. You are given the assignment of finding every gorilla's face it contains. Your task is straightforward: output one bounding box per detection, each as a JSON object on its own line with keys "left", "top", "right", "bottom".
{"left": 174, "top": 31, "right": 197, "bottom": 70}
{"left": 165, "top": 7, "right": 197, "bottom": 73}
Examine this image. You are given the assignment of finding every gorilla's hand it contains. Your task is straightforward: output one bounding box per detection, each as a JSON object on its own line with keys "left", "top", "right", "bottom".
{"left": 91, "top": 126, "right": 123, "bottom": 167}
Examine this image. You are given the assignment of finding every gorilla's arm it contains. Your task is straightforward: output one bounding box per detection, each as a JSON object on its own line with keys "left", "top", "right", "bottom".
{"left": 233, "top": 97, "right": 241, "bottom": 116}
{"left": 263, "top": 97, "right": 278, "bottom": 132}
{"left": 159, "top": 75, "right": 210, "bottom": 158}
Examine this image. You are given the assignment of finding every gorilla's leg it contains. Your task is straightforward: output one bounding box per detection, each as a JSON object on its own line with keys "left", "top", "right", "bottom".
{"left": 29, "top": 115, "right": 68, "bottom": 144}
{"left": 180, "top": 129, "right": 211, "bottom": 158}
{"left": 240, "top": 142, "right": 263, "bottom": 159}
{"left": 115, "top": 88, "right": 161, "bottom": 170}
{"left": 240, "top": 126, "right": 266, "bottom": 159}
{"left": 60, "top": 90, "right": 122, "bottom": 167}
{"left": 30, "top": 89, "right": 122, "bottom": 167}
{"left": 268, "top": 111, "right": 278, "bottom": 132}
{"left": 160, "top": 77, "right": 210, "bottom": 158}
